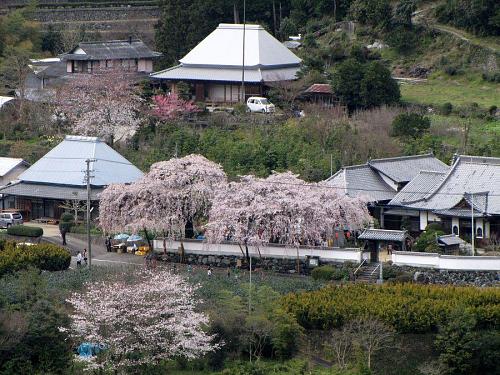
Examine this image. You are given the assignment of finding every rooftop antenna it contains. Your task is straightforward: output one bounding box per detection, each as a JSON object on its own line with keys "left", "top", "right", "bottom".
{"left": 241, "top": 0, "right": 246, "bottom": 103}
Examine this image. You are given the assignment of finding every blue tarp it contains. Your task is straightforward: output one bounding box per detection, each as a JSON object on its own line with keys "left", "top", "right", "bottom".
{"left": 77, "top": 342, "right": 107, "bottom": 357}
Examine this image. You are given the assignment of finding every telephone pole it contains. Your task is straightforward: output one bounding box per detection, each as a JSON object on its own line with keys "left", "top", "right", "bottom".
{"left": 241, "top": 0, "right": 246, "bottom": 103}
{"left": 85, "top": 159, "right": 96, "bottom": 269}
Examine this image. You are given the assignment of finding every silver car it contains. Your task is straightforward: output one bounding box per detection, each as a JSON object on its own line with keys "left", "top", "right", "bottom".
{"left": 0, "top": 212, "right": 23, "bottom": 228}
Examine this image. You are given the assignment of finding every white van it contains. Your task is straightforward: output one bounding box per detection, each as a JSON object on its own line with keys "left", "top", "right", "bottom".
{"left": 246, "top": 97, "right": 276, "bottom": 113}
{"left": 0, "top": 212, "right": 23, "bottom": 228}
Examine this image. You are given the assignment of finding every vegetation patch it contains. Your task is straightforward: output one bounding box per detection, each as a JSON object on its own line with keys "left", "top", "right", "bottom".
{"left": 282, "top": 283, "right": 500, "bottom": 333}
{"left": 0, "top": 242, "right": 70, "bottom": 276}
{"left": 6, "top": 225, "right": 43, "bottom": 237}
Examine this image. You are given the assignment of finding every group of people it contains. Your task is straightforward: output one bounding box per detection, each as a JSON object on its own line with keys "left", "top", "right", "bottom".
{"left": 76, "top": 249, "right": 88, "bottom": 267}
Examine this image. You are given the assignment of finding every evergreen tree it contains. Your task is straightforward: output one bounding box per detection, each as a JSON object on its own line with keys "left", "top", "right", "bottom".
{"left": 360, "top": 61, "right": 400, "bottom": 108}
{"left": 155, "top": 0, "right": 195, "bottom": 67}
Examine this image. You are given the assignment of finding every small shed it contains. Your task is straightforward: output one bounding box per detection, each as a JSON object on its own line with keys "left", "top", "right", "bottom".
{"left": 437, "top": 234, "right": 466, "bottom": 254}
{"left": 302, "top": 83, "right": 336, "bottom": 106}
{"left": 358, "top": 228, "right": 410, "bottom": 262}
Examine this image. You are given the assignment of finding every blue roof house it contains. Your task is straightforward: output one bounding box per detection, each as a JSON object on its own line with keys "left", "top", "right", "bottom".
{"left": 0, "top": 135, "right": 143, "bottom": 220}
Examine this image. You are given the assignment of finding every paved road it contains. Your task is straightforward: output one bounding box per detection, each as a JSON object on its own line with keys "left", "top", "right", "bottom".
{"left": 26, "top": 223, "right": 144, "bottom": 268}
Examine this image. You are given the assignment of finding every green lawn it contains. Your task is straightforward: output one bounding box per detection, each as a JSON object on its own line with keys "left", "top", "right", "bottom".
{"left": 401, "top": 74, "right": 499, "bottom": 108}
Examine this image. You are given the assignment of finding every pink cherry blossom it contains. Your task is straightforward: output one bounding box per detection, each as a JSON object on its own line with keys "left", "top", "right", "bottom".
{"left": 66, "top": 268, "right": 219, "bottom": 370}
{"left": 152, "top": 93, "right": 200, "bottom": 121}
{"left": 55, "top": 68, "right": 142, "bottom": 142}
{"left": 99, "top": 154, "right": 227, "bottom": 237}
{"left": 205, "top": 171, "right": 370, "bottom": 246}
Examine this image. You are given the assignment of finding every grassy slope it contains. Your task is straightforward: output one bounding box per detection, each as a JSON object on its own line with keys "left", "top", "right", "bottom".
{"left": 401, "top": 73, "right": 499, "bottom": 108}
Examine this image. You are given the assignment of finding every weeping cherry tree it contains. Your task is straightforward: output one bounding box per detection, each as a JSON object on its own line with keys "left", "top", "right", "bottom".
{"left": 99, "top": 154, "right": 227, "bottom": 254}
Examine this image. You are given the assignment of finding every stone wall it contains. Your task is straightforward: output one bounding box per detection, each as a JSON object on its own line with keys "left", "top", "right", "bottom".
{"left": 392, "top": 265, "right": 500, "bottom": 287}
{"left": 32, "top": 6, "right": 159, "bottom": 22}
{"left": 159, "top": 250, "right": 347, "bottom": 275}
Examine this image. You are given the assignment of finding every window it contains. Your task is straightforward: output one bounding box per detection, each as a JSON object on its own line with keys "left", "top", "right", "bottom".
{"left": 452, "top": 225, "right": 459, "bottom": 235}
{"left": 476, "top": 227, "right": 483, "bottom": 238}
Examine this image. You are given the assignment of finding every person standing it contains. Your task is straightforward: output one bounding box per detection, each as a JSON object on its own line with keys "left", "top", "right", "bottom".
{"left": 76, "top": 251, "right": 83, "bottom": 268}
{"left": 207, "top": 266, "right": 212, "bottom": 277}
{"left": 105, "top": 236, "right": 111, "bottom": 252}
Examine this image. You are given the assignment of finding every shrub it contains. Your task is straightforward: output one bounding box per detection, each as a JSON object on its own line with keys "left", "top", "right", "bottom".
{"left": 440, "top": 102, "right": 453, "bottom": 115}
{"left": 392, "top": 113, "right": 431, "bottom": 139}
{"left": 7, "top": 225, "right": 43, "bottom": 237}
{"left": 282, "top": 284, "right": 500, "bottom": 333}
{"left": 311, "top": 265, "right": 335, "bottom": 280}
{"left": 0, "top": 243, "right": 70, "bottom": 276}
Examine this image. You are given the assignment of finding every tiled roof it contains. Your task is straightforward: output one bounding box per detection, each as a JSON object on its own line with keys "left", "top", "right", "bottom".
{"left": 63, "top": 39, "right": 161, "bottom": 61}
{"left": 303, "top": 84, "right": 333, "bottom": 94}
{"left": 325, "top": 164, "right": 396, "bottom": 202}
{"left": 358, "top": 229, "right": 408, "bottom": 242}
{"left": 388, "top": 155, "right": 500, "bottom": 216}
{"left": 389, "top": 170, "right": 447, "bottom": 205}
{"left": 0, "top": 181, "right": 102, "bottom": 201}
{"left": 438, "top": 234, "right": 465, "bottom": 246}
{"left": 18, "top": 135, "right": 143, "bottom": 187}
{"left": 150, "top": 64, "right": 299, "bottom": 83}
{"left": 369, "top": 154, "right": 449, "bottom": 183}
{"left": 283, "top": 40, "right": 301, "bottom": 49}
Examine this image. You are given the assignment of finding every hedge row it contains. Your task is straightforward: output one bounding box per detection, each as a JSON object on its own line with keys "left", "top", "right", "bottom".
{"left": 0, "top": 243, "right": 71, "bottom": 276}
{"left": 281, "top": 284, "right": 500, "bottom": 333}
{"left": 6, "top": 225, "right": 43, "bottom": 237}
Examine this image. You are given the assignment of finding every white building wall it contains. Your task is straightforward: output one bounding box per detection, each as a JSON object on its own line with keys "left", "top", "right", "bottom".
{"left": 419, "top": 211, "right": 427, "bottom": 230}
{"left": 392, "top": 252, "right": 500, "bottom": 271}
{"left": 153, "top": 239, "right": 362, "bottom": 263}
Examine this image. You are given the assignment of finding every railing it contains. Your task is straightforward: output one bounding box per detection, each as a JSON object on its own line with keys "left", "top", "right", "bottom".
{"left": 353, "top": 258, "right": 366, "bottom": 277}
{"left": 370, "top": 263, "right": 381, "bottom": 278}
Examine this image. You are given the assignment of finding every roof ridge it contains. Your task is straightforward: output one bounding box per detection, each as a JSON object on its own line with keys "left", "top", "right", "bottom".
{"left": 79, "top": 39, "right": 144, "bottom": 45}
{"left": 418, "top": 169, "right": 448, "bottom": 175}
{"left": 457, "top": 154, "right": 500, "bottom": 165}
{"left": 368, "top": 153, "right": 435, "bottom": 164}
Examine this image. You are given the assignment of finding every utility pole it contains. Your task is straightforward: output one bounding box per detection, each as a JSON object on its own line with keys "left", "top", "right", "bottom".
{"left": 241, "top": 0, "right": 246, "bottom": 103}
{"left": 248, "top": 253, "right": 252, "bottom": 363}
{"left": 85, "top": 159, "right": 96, "bottom": 270}
{"left": 471, "top": 192, "right": 475, "bottom": 256}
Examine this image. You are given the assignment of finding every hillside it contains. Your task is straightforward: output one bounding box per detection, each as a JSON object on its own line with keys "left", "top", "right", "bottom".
{"left": 0, "top": 0, "right": 160, "bottom": 45}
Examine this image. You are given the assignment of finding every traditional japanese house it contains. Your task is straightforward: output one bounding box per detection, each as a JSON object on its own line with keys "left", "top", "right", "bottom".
{"left": 150, "top": 23, "right": 302, "bottom": 103}
{"left": 0, "top": 136, "right": 143, "bottom": 220}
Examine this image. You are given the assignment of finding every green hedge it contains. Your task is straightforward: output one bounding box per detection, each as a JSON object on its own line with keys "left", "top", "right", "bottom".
{"left": 0, "top": 243, "right": 70, "bottom": 276}
{"left": 311, "top": 265, "right": 350, "bottom": 281}
{"left": 282, "top": 284, "right": 500, "bottom": 333}
{"left": 7, "top": 225, "right": 44, "bottom": 237}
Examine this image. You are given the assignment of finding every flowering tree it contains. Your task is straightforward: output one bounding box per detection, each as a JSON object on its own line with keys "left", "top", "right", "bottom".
{"left": 152, "top": 93, "right": 200, "bottom": 121}
{"left": 56, "top": 68, "right": 142, "bottom": 142}
{"left": 99, "top": 154, "right": 227, "bottom": 241}
{"left": 205, "top": 172, "right": 370, "bottom": 247}
{"left": 67, "top": 268, "right": 219, "bottom": 370}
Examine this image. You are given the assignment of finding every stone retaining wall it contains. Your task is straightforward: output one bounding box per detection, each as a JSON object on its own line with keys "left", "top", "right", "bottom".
{"left": 160, "top": 251, "right": 349, "bottom": 275}
{"left": 392, "top": 265, "right": 500, "bottom": 287}
{"left": 31, "top": 6, "right": 159, "bottom": 22}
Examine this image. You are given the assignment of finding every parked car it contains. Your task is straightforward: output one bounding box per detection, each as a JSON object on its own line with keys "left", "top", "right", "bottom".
{"left": 0, "top": 212, "right": 23, "bottom": 228}
{"left": 246, "top": 97, "right": 275, "bottom": 113}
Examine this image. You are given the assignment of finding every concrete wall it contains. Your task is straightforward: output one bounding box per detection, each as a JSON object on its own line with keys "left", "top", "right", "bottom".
{"left": 153, "top": 239, "right": 363, "bottom": 263}
{"left": 392, "top": 251, "right": 500, "bottom": 271}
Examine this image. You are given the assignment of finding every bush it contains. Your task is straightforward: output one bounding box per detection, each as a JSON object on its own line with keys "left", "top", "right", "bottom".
{"left": 7, "top": 225, "right": 43, "bottom": 237}
{"left": 282, "top": 283, "right": 500, "bottom": 333}
{"left": 392, "top": 113, "right": 431, "bottom": 139}
{"left": 0, "top": 243, "right": 70, "bottom": 276}
{"left": 440, "top": 102, "right": 453, "bottom": 115}
{"left": 311, "top": 265, "right": 335, "bottom": 280}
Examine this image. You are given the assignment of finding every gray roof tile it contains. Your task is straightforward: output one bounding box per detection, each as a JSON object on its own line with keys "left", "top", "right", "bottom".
{"left": 388, "top": 155, "right": 500, "bottom": 216}
{"left": 325, "top": 164, "right": 396, "bottom": 202}
{"left": 369, "top": 154, "right": 448, "bottom": 183}
{"left": 63, "top": 39, "right": 161, "bottom": 61}
{"left": 358, "top": 229, "right": 408, "bottom": 242}
{"left": 0, "top": 181, "right": 102, "bottom": 201}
